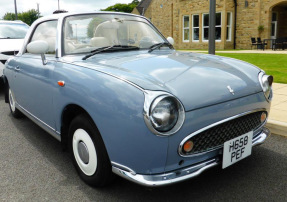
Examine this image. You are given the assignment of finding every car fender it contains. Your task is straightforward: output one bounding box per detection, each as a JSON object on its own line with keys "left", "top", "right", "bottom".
{"left": 53, "top": 62, "right": 169, "bottom": 174}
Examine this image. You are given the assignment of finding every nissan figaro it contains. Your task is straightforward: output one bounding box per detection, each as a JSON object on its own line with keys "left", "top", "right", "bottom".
{"left": 3, "top": 12, "right": 273, "bottom": 187}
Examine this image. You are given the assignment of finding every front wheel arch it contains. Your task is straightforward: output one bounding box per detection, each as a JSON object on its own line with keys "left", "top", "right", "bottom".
{"left": 61, "top": 104, "right": 90, "bottom": 150}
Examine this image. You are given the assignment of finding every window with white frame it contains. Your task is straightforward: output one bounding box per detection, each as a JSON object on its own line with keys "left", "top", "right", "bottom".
{"left": 183, "top": 16, "right": 190, "bottom": 42}
{"left": 226, "top": 12, "right": 232, "bottom": 41}
{"left": 192, "top": 14, "right": 199, "bottom": 41}
{"left": 202, "top": 12, "right": 222, "bottom": 41}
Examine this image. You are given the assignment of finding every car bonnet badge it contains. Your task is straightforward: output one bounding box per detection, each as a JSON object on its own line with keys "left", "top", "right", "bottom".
{"left": 227, "top": 85, "right": 235, "bottom": 95}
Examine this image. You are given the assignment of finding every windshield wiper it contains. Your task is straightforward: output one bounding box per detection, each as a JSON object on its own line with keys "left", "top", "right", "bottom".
{"left": 82, "top": 45, "right": 139, "bottom": 60}
{"left": 148, "top": 42, "right": 173, "bottom": 53}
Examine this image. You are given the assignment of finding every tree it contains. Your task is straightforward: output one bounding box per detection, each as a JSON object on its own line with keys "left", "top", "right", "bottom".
{"left": 2, "top": 9, "right": 41, "bottom": 26}
{"left": 2, "top": 13, "right": 15, "bottom": 21}
{"left": 87, "top": 17, "right": 106, "bottom": 38}
{"left": 88, "top": 1, "right": 141, "bottom": 38}
{"left": 101, "top": 0, "right": 140, "bottom": 13}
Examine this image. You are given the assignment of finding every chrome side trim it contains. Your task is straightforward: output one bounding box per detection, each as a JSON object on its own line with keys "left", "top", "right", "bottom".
{"left": 178, "top": 108, "right": 267, "bottom": 157}
{"left": 112, "top": 128, "right": 270, "bottom": 187}
{"left": 16, "top": 103, "right": 61, "bottom": 141}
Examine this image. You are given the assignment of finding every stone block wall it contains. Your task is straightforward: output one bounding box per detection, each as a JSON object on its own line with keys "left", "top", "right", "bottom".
{"left": 132, "top": 0, "right": 287, "bottom": 50}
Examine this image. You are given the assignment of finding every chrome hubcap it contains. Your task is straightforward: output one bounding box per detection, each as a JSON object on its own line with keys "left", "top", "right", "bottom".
{"left": 78, "top": 141, "right": 89, "bottom": 164}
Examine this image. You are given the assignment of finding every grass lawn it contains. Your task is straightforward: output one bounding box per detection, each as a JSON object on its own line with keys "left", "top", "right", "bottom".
{"left": 215, "top": 53, "right": 287, "bottom": 84}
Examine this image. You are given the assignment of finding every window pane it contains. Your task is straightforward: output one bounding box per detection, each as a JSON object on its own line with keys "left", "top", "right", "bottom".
{"left": 271, "top": 23, "right": 275, "bottom": 36}
{"left": 193, "top": 15, "right": 199, "bottom": 27}
{"left": 272, "top": 13, "right": 277, "bottom": 21}
{"left": 204, "top": 28, "right": 209, "bottom": 40}
{"left": 216, "top": 13, "right": 221, "bottom": 26}
{"left": 227, "top": 13, "right": 231, "bottom": 26}
{"left": 215, "top": 27, "right": 221, "bottom": 40}
{"left": 184, "top": 16, "right": 189, "bottom": 28}
{"left": 226, "top": 27, "right": 230, "bottom": 40}
{"left": 203, "top": 14, "right": 209, "bottom": 26}
{"left": 184, "top": 29, "right": 189, "bottom": 41}
{"left": 193, "top": 28, "right": 199, "bottom": 40}
{"left": 31, "top": 21, "right": 58, "bottom": 54}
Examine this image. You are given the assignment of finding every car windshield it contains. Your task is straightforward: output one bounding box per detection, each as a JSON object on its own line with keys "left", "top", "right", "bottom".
{"left": 63, "top": 14, "right": 166, "bottom": 55}
{"left": 0, "top": 23, "right": 29, "bottom": 39}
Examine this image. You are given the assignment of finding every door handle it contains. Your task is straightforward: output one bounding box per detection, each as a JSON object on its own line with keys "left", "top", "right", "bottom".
{"left": 14, "top": 66, "right": 20, "bottom": 72}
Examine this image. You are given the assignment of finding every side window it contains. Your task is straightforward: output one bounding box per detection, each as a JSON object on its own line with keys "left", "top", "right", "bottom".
{"left": 183, "top": 16, "right": 190, "bottom": 42}
{"left": 30, "top": 20, "right": 58, "bottom": 54}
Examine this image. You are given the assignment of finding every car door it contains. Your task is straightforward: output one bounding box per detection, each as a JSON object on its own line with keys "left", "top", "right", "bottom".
{"left": 14, "top": 20, "right": 58, "bottom": 130}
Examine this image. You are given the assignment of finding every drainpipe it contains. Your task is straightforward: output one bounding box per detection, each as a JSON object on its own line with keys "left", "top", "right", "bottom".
{"left": 233, "top": 0, "right": 237, "bottom": 49}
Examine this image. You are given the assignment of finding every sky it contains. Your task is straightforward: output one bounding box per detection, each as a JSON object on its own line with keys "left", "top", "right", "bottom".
{"left": 0, "top": 0, "right": 133, "bottom": 19}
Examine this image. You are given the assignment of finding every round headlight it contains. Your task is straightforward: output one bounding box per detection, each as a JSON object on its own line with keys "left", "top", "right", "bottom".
{"left": 259, "top": 72, "right": 273, "bottom": 101}
{"left": 143, "top": 91, "right": 185, "bottom": 136}
{"left": 150, "top": 96, "right": 179, "bottom": 132}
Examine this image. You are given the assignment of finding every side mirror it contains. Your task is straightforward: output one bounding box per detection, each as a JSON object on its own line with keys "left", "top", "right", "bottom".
{"left": 167, "top": 37, "right": 174, "bottom": 46}
{"left": 27, "top": 40, "right": 49, "bottom": 65}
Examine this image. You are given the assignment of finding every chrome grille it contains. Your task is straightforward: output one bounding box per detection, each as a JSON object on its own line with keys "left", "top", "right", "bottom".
{"left": 182, "top": 111, "right": 266, "bottom": 155}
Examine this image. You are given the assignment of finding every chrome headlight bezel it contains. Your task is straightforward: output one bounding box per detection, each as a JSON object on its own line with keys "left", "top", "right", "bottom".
{"left": 143, "top": 91, "right": 185, "bottom": 136}
{"left": 258, "top": 72, "right": 273, "bottom": 102}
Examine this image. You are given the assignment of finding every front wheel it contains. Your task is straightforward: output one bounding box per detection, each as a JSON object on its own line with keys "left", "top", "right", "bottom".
{"left": 8, "top": 87, "right": 23, "bottom": 118}
{"left": 69, "top": 114, "right": 114, "bottom": 187}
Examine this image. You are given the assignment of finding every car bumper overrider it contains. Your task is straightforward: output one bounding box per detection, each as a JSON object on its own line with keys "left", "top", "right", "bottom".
{"left": 112, "top": 127, "right": 270, "bottom": 187}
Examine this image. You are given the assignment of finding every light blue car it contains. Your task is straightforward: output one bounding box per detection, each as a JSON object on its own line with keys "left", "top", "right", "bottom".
{"left": 3, "top": 12, "right": 273, "bottom": 187}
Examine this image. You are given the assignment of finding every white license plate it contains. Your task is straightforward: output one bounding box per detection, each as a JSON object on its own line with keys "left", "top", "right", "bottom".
{"left": 222, "top": 131, "right": 253, "bottom": 169}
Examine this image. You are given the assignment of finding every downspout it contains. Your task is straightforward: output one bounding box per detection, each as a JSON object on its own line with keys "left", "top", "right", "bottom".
{"left": 233, "top": 0, "right": 237, "bottom": 49}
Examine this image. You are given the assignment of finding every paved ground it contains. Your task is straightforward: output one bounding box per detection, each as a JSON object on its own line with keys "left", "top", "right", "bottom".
{"left": 0, "top": 83, "right": 286, "bottom": 201}
{"left": 188, "top": 50, "right": 287, "bottom": 54}
{"left": 267, "top": 83, "right": 287, "bottom": 137}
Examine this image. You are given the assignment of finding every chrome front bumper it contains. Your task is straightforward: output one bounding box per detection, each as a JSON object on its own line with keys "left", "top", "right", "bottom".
{"left": 112, "top": 127, "right": 270, "bottom": 187}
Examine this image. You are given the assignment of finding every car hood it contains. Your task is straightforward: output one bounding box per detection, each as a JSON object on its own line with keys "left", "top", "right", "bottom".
{"left": 69, "top": 50, "right": 262, "bottom": 111}
{"left": 0, "top": 39, "right": 24, "bottom": 53}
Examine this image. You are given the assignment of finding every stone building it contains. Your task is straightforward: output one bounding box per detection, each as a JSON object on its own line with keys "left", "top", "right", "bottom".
{"left": 132, "top": 0, "right": 287, "bottom": 49}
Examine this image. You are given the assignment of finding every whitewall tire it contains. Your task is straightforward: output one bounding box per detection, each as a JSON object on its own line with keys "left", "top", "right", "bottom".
{"left": 69, "top": 114, "right": 114, "bottom": 187}
{"left": 8, "top": 87, "right": 23, "bottom": 118}
{"left": 72, "top": 129, "right": 98, "bottom": 176}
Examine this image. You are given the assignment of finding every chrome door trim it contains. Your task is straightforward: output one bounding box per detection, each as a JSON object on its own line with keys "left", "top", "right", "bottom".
{"left": 16, "top": 103, "right": 61, "bottom": 141}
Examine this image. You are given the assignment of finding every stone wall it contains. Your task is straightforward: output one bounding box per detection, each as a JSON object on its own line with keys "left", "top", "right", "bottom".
{"left": 147, "top": 0, "right": 237, "bottom": 50}
{"left": 132, "top": 0, "right": 287, "bottom": 50}
{"left": 148, "top": 0, "right": 173, "bottom": 39}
